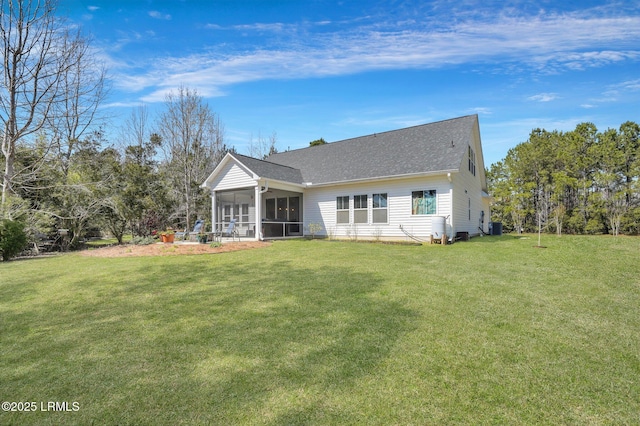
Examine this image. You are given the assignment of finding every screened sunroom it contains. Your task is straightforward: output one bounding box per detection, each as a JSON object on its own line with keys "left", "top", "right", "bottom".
{"left": 212, "top": 187, "right": 303, "bottom": 240}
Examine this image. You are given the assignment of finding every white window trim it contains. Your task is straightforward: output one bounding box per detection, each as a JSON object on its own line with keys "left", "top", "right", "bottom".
{"left": 372, "top": 193, "right": 389, "bottom": 224}
{"left": 353, "top": 194, "right": 368, "bottom": 224}
{"left": 336, "top": 195, "right": 350, "bottom": 225}
{"left": 468, "top": 145, "right": 476, "bottom": 176}
{"left": 411, "top": 189, "right": 437, "bottom": 215}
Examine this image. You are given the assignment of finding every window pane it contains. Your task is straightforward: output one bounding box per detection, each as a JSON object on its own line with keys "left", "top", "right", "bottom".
{"left": 354, "top": 210, "right": 367, "bottom": 223}
{"left": 337, "top": 196, "right": 349, "bottom": 224}
{"left": 373, "top": 193, "right": 387, "bottom": 208}
{"left": 336, "top": 196, "right": 348, "bottom": 210}
{"left": 354, "top": 194, "right": 367, "bottom": 209}
{"left": 469, "top": 146, "right": 476, "bottom": 176}
{"left": 412, "top": 190, "right": 436, "bottom": 215}
{"left": 337, "top": 210, "right": 349, "bottom": 224}
{"left": 372, "top": 209, "right": 387, "bottom": 223}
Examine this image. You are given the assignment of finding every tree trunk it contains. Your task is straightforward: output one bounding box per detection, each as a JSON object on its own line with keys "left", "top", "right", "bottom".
{"left": 1, "top": 138, "right": 15, "bottom": 206}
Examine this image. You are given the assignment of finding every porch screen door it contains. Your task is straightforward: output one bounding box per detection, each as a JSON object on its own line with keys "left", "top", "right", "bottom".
{"left": 288, "top": 197, "right": 300, "bottom": 234}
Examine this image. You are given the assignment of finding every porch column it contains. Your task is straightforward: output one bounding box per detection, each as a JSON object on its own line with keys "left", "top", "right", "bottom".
{"left": 254, "top": 185, "right": 261, "bottom": 240}
{"left": 211, "top": 189, "right": 217, "bottom": 233}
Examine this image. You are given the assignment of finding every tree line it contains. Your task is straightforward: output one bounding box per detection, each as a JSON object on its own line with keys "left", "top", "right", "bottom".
{"left": 488, "top": 121, "right": 640, "bottom": 236}
{"left": 0, "top": 1, "right": 233, "bottom": 255}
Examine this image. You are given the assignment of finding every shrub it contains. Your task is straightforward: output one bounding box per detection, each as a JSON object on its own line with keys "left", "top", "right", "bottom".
{"left": 0, "top": 219, "right": 28, "bottom": 261}
{"left": 131, "top": 236, "right": 156, "bottom": 246}
{"left": 307, "top": 222, "right": 323, "bottom": 238}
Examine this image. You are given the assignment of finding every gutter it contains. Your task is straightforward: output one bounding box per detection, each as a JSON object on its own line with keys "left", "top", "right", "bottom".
{"left": 305, "top": 169, "right": 460, "bottom": 188}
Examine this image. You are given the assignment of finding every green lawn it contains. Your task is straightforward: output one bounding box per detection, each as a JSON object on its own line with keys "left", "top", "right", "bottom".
{"left": 1, "top": 235, "right": 639, "bottom": 425}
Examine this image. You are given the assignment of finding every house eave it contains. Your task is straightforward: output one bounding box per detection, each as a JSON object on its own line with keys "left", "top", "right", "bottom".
{"left": 258, "top": 178, "right": 306, "bottom": 190}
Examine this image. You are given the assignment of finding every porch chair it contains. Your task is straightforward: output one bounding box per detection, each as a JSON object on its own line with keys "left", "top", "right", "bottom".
{"left": 214, "top": 218, "right": 239, "bottom": 242}
{"left": 175, "top": 219, "right": 205, "bottom": 241}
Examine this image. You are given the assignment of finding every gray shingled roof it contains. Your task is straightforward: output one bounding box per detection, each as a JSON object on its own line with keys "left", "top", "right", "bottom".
{"left": 232, "top": 153, "right": 305, "bottom": 184}
{"left": 264, "top": 114, "right": 479, "bottom": 185}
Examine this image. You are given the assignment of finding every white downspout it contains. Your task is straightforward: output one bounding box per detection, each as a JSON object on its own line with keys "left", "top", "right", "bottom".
{"left": 447, "top": 173, "right": 454, "bottom": 240}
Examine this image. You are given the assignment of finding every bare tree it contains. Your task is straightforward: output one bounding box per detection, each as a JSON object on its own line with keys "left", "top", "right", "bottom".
{"left": 0, "top": 0, "right": 83, "bottom": 205}
{"left": 2, "top": 0, "right": 56, "bottom": 203}
{"left": 157, "top": 86, "right": 224, "bottom": 230}
{"left": 248, "top": 130, "right": 278, "bottom": 159}
{"left": 118, "top": 105, "right": 150, "bottom": 149}
{"left": 48, "top": 29, "right": 108, "bottom": 177}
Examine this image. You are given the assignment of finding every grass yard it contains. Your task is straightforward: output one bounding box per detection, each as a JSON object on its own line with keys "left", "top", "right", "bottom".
{"left": 1, "top": 235, "right": 639, "bottom": 425}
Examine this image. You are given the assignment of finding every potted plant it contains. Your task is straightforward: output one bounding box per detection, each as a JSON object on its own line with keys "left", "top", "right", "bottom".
{"left": 196, "top": 232, "right": 208, "bottom": 244}
{"left": 159, "top": 228, "right": 175, "bottom": 243}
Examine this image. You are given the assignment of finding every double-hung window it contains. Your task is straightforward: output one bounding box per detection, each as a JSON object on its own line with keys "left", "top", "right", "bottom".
{"left": 468, "top": 146, "right": 476, "bottom": 176}
{"left": 353, "top": 194, "right": 368, "bottom": 223}
{"left": 336, "top": 196, "right": 349, "bottom": 224}
{"left": 412, "top": 190, "right": 436, "bottom": 215}
{"left": 372, "top": 193, "right": 388, "bottom": 223}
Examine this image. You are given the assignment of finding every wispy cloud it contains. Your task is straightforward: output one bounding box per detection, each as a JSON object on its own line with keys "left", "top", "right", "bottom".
{"left": 595, "top": 78, "right": 640, "bottom": 103}
{"left": 468, "top": 107, "right": 493, "bottom": 115}
{"left": 205, "top": 20, "right": 337, "bottom": 32}
{"left": 232, "top": 23, "right": 286, "bottom": 32}
{"left": 613, "top": 79, "right": 640, "bottom": 92}
{"left": 149, "top": 11, "right": 171, "bottom": 20}
{"left": 109, "top": 6, "right": 640, "bottom": 103}
{"left": 528, "top": 93, "right": 559, "bottom": 102}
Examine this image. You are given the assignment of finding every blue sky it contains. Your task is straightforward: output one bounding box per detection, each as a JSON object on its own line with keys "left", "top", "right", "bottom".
{"left": 60, "top": 0, "right": 640, "bottom": 166}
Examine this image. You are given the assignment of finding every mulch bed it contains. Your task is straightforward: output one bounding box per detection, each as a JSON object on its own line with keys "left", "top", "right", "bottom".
{"left": 79, "top": 241, "right": 271, "bottom": 258}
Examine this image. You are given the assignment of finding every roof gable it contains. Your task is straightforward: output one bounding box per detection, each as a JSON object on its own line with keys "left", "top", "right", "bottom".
{"left": 201, "top": 152, "right": 304, "bottom": 189}
{"left": 267, "top": 115, "right": 480, "bottom": 185}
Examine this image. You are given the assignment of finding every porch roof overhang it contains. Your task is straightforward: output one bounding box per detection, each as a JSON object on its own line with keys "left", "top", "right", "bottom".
{"left": 211, "top": 178, "right": 306, "bottom": 192}
{"left": 257, "top": 178, "right": 306, "bottom": 193}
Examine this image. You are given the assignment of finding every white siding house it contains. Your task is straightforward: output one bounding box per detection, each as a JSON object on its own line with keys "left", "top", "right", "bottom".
{"left": 201, "top": 114, "right": 491, "bottom": 242}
